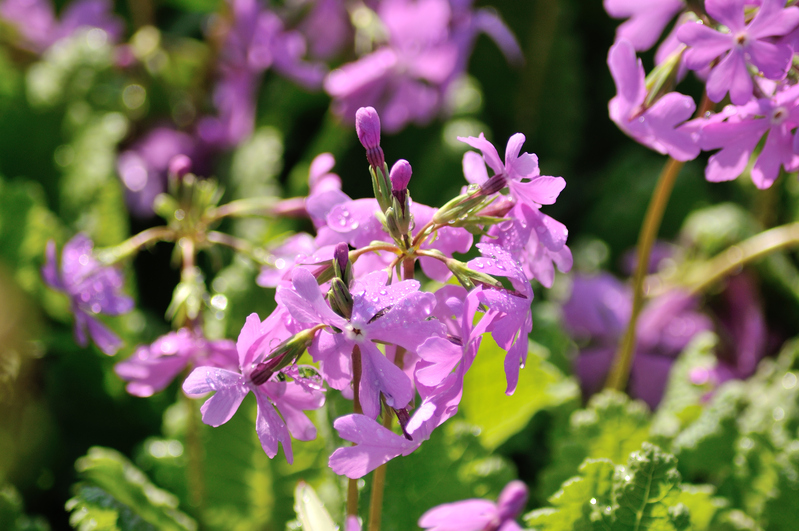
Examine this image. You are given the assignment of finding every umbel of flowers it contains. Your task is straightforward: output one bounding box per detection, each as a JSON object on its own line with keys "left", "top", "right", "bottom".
{"left": 180, "top": 105, "right": 572, "bottom": 474}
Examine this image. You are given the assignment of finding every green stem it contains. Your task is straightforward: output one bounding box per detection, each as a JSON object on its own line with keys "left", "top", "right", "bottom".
{"left": 97, "top": 226, "right": 175, "bottom": 264}
{"left": 206, "top": 197, "right": 280, "bottom": 220}
{"left": 347, "top": 345, "right": 363, "bottom": 519}
{"left": 366, "top": 256, "right": 414, "bottom": 531}
{"left": 647, "top": 221, "right": 799, "bottom": 297}
{"left": 182, "top": 388, "right": 205, "bottom": 512}
{"left": 605, "top": 157, "right": 684, "bottom": 391}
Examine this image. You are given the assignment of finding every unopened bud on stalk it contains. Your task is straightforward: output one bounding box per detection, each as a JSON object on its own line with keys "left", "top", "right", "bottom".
{"left": 250, "top": 327, "right": 319, "bottom": 385}
{"left": 355, "top": 107, "right": 385, "bottom": 170}
{"left": 393, "top": 407, "right": 413, "bottom": 441}
{"left": 333, "top": 243, "right": 353, "bottom": 285}
{"left": 329, "top": 277, "right": 354, "bottom": 319}
{"left": 390, "top": 159, "right": 412, "bottom": 211}
{"left": 478, "top": 174, "right": 506, "bottom": 196}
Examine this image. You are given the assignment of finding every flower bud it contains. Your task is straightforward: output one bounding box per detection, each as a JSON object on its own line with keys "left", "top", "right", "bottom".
{"left": 328, "top": 277, "right": 353, "bottom": 319}
{"left": 333, "top": 242, "right": 353, "bottom": 286}
{"left": 355, "top": 107, "right": 385, "bottom": 169}
{"left": 478, "top": 174, "right": 507, "bottom": 196}
{"left": 169, "top": 154, "right": 192, "bottom": 179}
{"left": 393, "top": 407, "right": 413, "bottom": 441}
{"left": 250, "top": 327, "right": 319, "bottom": 385}
{"left": 389, "top": 159, "right": 412, "bottom": 193}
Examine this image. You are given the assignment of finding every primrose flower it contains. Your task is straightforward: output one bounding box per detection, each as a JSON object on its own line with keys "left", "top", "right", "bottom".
{"left": 676, "top": 0, "right": 799, "bottom": 104}
{"left": 459, "top": 132, "right": 566, "bottom": 208}
{"left": 698, "top": 84, "right": 799, "bottom": 188}
{"left": 563, "top": 273, "right": 712, "bottom": 408}
{"left": 330, "top": 289, "right": 486, "bottom": 478}
{"left": 418, "top": 480, "right": 529, "bottom": 531}
{"left": 604, "top": 0, "right": 685, "bottom": 51}
{"left": 42, "top": 234, "right": 133, "bottom": 355}
{"left": 0, "top": 0, "right": 123, "bottom": 53}
{"left": 608, "top": 39, "right": 699, "bottom": 161}
{"left": 115, "top": 329, "right": 238, "bottom": 397}
{"left": 278, "top": 268, "right": 446, "bottom": 419}
{"left": 182, "top": 310, "right": 325, "bottom": 463}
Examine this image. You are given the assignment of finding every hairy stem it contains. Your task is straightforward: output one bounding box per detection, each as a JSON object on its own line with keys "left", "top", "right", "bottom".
{"left": 605, "top": 157, "right": 684, "bottom": 391}
{"left": 347, "top": 345, "right": 363, "bottom": 518}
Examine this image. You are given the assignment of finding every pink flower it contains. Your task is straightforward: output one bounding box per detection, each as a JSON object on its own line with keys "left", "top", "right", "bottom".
{"left": 115, "top": 329, "right": 238, "bottom": 397}
{"left": 677, "top": 0, "right": 799, "bottom": 104}
{"left": 182, "top": 311, "right": 325, "bottom": 462}
{"left": 605, "top": 0, "right": 685, "bottom": 51}
{"left": 698, "top": 84, "right": 799, "bottom": 188}
{"left": 418, "top": 480, "right": 528, "bottom": 531}
{"left": 608, "top": 39, "right": 699, "bottom": 161}
{"left": 41, "top": 234, "right": 133, "bottom": 355}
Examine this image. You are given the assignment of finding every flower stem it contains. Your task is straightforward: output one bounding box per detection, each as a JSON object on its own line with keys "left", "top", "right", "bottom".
{"left": 348, "top": 345, "right": 363, "bottom": 518}
{"left": 605, "top": 157, "right": 684, "bottom": 391}
{"left": 182, "top": 389, "right": 205, "bottom": 512}
{"left": 366, "top": 256, "right": 414, "bottom": 530}
{"left": 647, "top": 221, "right": 799, "bottom": 297}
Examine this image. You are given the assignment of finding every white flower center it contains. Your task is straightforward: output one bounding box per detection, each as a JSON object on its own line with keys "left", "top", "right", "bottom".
{"left": 771, "top": 105, "right": 789, "bottom": 125}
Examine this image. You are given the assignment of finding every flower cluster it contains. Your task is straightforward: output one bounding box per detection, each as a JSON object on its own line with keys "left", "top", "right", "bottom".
{"left": 167, "top": 106, "right": 572, "bottom": 471}
{"left": 606, "top": 0, "right": 799, "bottom": 188}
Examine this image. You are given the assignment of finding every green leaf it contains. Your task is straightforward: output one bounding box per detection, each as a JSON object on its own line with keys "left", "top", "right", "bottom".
{"left": 460, "top": 333, "right": 579, "bottom": 450}
{"left": 613, "top": 442, "right": 683, "bottom": 531}
{"left": 0, "top": 484, "right": 50, "bottom": 531}
{"left": 540, "top": 390, "right": 651, "bottom": 499}
{"left": 293, "top": 482, "right": 336, "bottom": 531}
{"left": 67, "top": 447, "right": 196, "bottom": 531}
{"left": 670, "top": 382, "right": 746, "bottom": 484}
{"left": 525, "top": 458, "right": 616, "bottom": 531}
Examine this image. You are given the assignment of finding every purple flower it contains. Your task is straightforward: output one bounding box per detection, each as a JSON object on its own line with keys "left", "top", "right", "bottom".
{"left": 563, "top": 273, "right": 712, "bottom": 408}
{"left": 325, "top": 0, "right": 460, "bottom": 132}
{"left": 41, "top": 234, "right": 133, "bottom": 355}
{"left": 698, "top": 84, "right": 799, "bottom": 188}
{"left": 257, "top": 233, "right": 320, "bottom": 288}
{"left": 115, "top": 328, "right": 238, "bottom": 397}
{"left": 467, "top": 243, "right": 533, "bottom": 395}
{"left": 296, "top": 0, "right": 352, "bottom": 60}
{"left": 199, "top": 0, "right": 326, "bottom": 148}
{"left": 608, "top": 39, "right": 700, "bottom": 161}
{"left": 0, "top": 0, "right": 123, "bottom": 53}
{"left": 483, "top": 202, "right": 573, "bottom": 289}
{"left": 117, "top": 127, "right": 196, "bottom": 217}
{"left": 330, "top": 289, "right": 485, "bottom": 477}
{"left": 418, "top": 480, "right": 528, "bottom": 531}
{"left": 459, "top": 133, "right": 566, "bottom": 208}
{"left": 279, "top": 268, "right": 446, "bottom": 418}
{"left": 604, "top": 0, "right": 685, "bottom": 51}
{"left": 182, "top": 311, "right": 325, "bottom": 462}
{"left": 677, "top": 0, "right": 799, "bottom": 104}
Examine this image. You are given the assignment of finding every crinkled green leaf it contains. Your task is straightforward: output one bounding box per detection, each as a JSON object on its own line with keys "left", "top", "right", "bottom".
{"left": 525, "top": 458, "right": 615, "bottom": 531}
{"left": 671, "top": 383, "right": 746, "bottom": 484}
{"left": 540, "top": 390, "right": 651, "bottom": 498}
{"left": 67, "top": 447, "right": 195, "bottom": 531}
{"left": 461, "top": 333, "right": 579, "bottom": 450}
{"left": 613, "top": 443, "right": 683, "bottom": 531}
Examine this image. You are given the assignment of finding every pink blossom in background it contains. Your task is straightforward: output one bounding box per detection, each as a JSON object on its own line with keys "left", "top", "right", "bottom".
{"left": 42, "top": 234, "right": 133, "bottom": 355}
{"left": 418, "top": 480, "right": 528, "bottom": 531}
{"left": 676, "top": 0, "right": 799, "bottom": 104}
{"left": 115, "top": 329, "right": 238, "bottom": 397}
{"left": 604, "top": 0, "right": 685, "bottom": 51}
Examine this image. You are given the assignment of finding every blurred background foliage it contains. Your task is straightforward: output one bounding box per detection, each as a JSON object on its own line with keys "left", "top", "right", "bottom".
{"left": 2, "top": 0, "right": 799, "bottom": 529}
